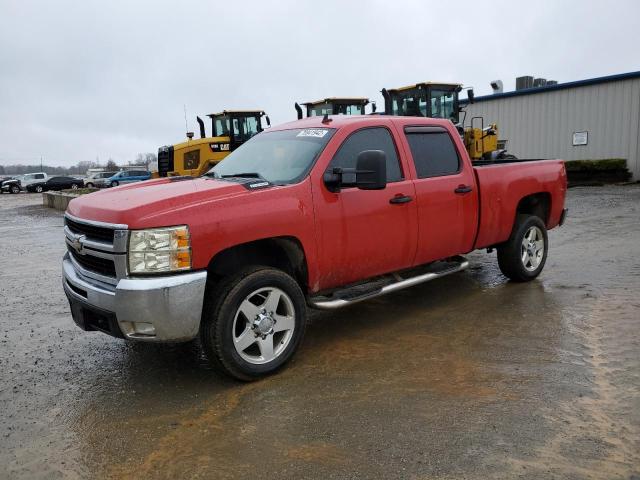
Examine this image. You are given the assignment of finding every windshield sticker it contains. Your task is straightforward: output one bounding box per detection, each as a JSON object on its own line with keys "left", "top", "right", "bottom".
{"left": 297, "top": 129, "right": 329, "bottom": 138}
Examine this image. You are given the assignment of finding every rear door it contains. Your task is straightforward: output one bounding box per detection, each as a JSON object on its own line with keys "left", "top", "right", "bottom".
{"left": 403, "top": 126, "right": 478, "bottom": 264}
{"left": 314, "top": 126, "right": 418, "bottom": 287}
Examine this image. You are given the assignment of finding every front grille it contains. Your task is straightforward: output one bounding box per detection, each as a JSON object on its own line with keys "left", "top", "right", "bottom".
{"left": 158, "top": 146, "right": 174, "bottom": 177}
{"left": 66, "top": 217, "right": 115, "bottom": 243}
{"left": 69, "top": 248, "right": 117, "bottom": 277}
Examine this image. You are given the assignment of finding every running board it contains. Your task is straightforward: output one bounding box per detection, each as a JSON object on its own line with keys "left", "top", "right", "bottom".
{"left": 308, "top": 256, "right": 469, "bottom": 310}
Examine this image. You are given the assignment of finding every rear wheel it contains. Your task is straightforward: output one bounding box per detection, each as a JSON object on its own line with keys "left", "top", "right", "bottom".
{"left": 200, "top": 267, "right": 307, "bottom": 381}
{"left": 497, "top": 214, "right": 548, "bottom": 282}
{"left": 85, "top": 182, "right": 94, "bottom": 188}
{"left": 10, "top": 185, "right": 20, "bottom": 194}
{"left": 35, "top": 185, "right": 43, "bottom": 193}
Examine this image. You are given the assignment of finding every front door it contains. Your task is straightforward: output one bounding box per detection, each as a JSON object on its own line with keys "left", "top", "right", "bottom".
{"left": 314, "top": 126, "right": 418, "bottom": 289}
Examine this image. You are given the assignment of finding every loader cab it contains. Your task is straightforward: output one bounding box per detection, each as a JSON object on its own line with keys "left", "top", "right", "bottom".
{"left": 209, "top": 110, "right": 270, "bottom": 150}
{"left": 382, "top": 83, "right": 462, "bottom": 124}
{"left": 295, "top": 98, "right": 372, "bottom": 119}
{"left": 157, "top": 110, "right": 270, "bottom": 178}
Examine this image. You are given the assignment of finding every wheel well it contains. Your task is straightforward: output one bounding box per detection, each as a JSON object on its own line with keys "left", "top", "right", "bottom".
{"left": 516, "top": 192, "right": 551, "bottom": 224}
{"left": 206, "top": 237, "right": 308, "bottom": 290}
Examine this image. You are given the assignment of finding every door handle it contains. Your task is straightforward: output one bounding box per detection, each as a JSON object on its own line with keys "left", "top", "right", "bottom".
{"left": 389, "top": 194, "right": 413, "bottom": 204}
{"left": 454, "top": 185, "right": 473, "bottom": 194}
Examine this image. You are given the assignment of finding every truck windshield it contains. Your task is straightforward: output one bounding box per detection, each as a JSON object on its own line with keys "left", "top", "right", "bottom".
{"left": 206, "top": 128, "right": 335, "bottom": 185}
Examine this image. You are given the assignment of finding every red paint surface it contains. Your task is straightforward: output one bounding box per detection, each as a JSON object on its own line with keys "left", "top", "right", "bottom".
{"left": 67, "top": 116, "right": 567, "bottom": 293}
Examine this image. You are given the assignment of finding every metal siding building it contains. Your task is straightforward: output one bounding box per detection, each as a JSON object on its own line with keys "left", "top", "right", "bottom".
{"left": 460, "top": 72, "right": 640, "bottom": 180}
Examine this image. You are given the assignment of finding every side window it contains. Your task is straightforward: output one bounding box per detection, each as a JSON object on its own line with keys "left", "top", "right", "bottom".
{"left": 329, "top": 127, "right": 403, "bottom": 184}
{"left": 405, "top": 129, "right": 460, "bottom": 178}
{"left": 35, "top": 174, "right": 45, "bottom": 179}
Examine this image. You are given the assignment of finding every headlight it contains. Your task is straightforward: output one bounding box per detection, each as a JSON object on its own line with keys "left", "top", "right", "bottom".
{"left": 128, "top": 226, "right": 191, "bottom": 274}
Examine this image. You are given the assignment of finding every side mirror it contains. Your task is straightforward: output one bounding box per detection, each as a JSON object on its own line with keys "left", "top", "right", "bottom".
{"left": 294, "top": 102, "right": 303, "bottom": 120}
{"left": 356, "top": 150, "right": 387, "bottom": 190}
{"left": 265, "top": 115, "right": 271, "bottom": 127}
{"left": 323, "top": 150, "right": 387, "bottom": 193}
{"left": 467, "top": 88, "right": 475, "bottom": 104}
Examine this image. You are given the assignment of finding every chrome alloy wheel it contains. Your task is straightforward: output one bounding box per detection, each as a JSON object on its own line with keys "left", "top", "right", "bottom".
{"left": 521, "top": 226, "right": 544, "bottom": 271}
{"left": 232, "top": 287, "right": 296, "bottom": 365}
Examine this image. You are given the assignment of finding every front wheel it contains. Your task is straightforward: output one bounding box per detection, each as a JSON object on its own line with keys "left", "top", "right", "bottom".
{"left": 71, "top": 183, "right": 79, "bottom": 189}
{"left": 10, "top": 185, "right": 20, "bottom": 194}
{"left": 85, "top": 182, "right": 94, "bottom": 188}
{"left": 497, "top": 214, "right": 548, "bottom": 282}
{"left": 110, "top": 181, "right": 119, "bottom": 187}
{"left": 35, "top": 185, "right": 43, "bottom": 193}
{"left": 200, "top": 267, "right": 307, "bottom": 381}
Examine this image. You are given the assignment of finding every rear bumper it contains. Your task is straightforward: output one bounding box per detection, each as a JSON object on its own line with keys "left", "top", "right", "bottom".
{"left": 62, "top": 253, "right": 207, "bottom": 342}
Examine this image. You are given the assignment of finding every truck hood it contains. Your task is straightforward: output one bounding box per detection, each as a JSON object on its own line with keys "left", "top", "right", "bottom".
{"left": 66, "top": 177, "right": 248, "bottom": 227}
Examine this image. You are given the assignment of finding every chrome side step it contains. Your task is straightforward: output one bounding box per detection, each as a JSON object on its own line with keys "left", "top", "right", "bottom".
{"left": 308, "top": 256, "right": 469, "bottom": 310}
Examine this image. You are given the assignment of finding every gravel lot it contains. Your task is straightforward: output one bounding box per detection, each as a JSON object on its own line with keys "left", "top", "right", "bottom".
{"left": 1, "top": 186, "right": 639, "bottom": 479}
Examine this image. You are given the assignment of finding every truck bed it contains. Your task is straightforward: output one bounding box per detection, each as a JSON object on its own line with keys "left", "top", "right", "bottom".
{"left": 472, "top": 159, "right": 567, "bottom": 250}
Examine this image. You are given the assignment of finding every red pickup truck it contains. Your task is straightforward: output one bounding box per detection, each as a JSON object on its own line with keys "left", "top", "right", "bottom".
{"left": 63, "top": 116, "right": 567, "bottom": 380}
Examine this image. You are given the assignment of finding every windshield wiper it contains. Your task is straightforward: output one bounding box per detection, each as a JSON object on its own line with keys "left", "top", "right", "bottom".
{"left": 202, "top": 171, "right": 218, "bottom": 178}
{"left": 221, "top": 172, "right": 264, "bottom": 179}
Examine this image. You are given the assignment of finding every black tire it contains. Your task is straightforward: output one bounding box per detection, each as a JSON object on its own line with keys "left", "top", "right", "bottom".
{"left": 497, "top": 214, "right": 549, "bottom": 282}
{"left": 85, "top": 182, "right": 94, "bottom": 188}
{"left": 35, "top": 185, "right": 43, "bottom": 193}
{"left": 200, "top": 266, "right": 307, "bottom": 381}
{"left": 110, "top": 181, "right": 119, "bottom": 187}
{"left": 10, "top": 185, "right": 20, "bottom": 194}
{"left": 71, "top": 183, "right": 79, "bottom": 189}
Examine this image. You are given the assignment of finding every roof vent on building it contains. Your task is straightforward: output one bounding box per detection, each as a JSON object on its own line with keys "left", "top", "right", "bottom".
{"left": 490, "top": 80, "right": 503, "bottom": 94}
{"left": 516, "top": 76, "right": 534, "bottom": 90}
{"left": 516, "top": 76, "right": 557, "bottom": 90}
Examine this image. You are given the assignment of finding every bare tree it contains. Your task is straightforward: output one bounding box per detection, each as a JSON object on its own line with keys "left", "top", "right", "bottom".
{"left": 106, "top": 159, "right": 118, "bottom": 171}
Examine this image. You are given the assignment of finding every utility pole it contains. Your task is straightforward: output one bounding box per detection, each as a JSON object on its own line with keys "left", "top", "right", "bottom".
{"left": 40, "top": 156, "right": 43, "bottom": 172}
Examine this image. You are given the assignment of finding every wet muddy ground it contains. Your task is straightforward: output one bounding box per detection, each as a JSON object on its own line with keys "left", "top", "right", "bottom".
{"left": 1, "top": 186, "right": 639, "bottom": 479}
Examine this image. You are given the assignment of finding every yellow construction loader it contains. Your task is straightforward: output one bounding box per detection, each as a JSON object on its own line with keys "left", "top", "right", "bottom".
{"left": 157, "top": 110, "right": 270, "bottom": 177}
{"left": 294, "top": 97, "right": 374, "bottom": 119}
{"left": 382, "top": 82, "right": 515, "bottom": 160}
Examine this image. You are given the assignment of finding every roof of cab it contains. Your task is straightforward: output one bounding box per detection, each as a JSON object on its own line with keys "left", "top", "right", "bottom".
{"left": 302, "top": 97, "right": 370, "bottom": 106}
{"left": 207, "top": 110, "right": 266, "bottom": 117}
{"left": 386, "top": 82, "right": 462, "bottom": 92}
{"left": 270, "top": 114, "right": 455, "bottom": 131}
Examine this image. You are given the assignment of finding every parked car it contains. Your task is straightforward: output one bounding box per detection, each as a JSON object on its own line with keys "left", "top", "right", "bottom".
{"left": 84, "top": 171, "right": 117, "bottom": 188}
{"left": 1, "top": 176, "right": 21, "bottom": 194}
{"left": 2, "top": 176, "right": 25, "bottom": 194}
{"left": 100, "top": 170, "right": 151, "bottom": 188}
{"left": 62, "top": 116, "right": 567, "bottom": 380}
{"left": 18, "top": 172, "right": 48, "bottom": 190}
{"left": 27, "top": 176, "right": 84, "bottom": 193}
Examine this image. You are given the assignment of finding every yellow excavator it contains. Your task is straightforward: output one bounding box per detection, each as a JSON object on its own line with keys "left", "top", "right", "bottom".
{"left": 382, "top": 82, "right": 515, "bottom": 160}
{"left": 157, "top": 110, "right": 270, "bottom": 177}
{"left": 294, "top": 97, "right": 374, "bottom": 119}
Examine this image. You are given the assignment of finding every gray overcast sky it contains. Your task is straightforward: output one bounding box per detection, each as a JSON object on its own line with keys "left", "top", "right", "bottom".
{"left": 1, "top": 0, "right": 639, "bottom": 167}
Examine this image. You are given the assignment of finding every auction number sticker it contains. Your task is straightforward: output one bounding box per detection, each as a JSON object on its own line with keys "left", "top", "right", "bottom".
{"left": 297, "top": 129, "right": 329, "bottom": 138}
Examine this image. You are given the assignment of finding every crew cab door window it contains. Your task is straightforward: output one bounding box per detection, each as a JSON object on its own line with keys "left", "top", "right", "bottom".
{"left": 328, "top": 127, "right": 403, "bottom": 184}
{"left": 405, "top": 128, "right": 460, "bottom": 178}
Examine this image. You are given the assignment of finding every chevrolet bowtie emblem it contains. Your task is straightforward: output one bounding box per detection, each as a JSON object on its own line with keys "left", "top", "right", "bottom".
{"left": 70, "top": 234, "right": 86, "bottom": 254}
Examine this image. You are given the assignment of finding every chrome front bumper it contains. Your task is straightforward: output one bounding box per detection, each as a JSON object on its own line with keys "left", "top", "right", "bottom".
{"left": 62, "top": 253, "right": 207, "bottom": 342}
